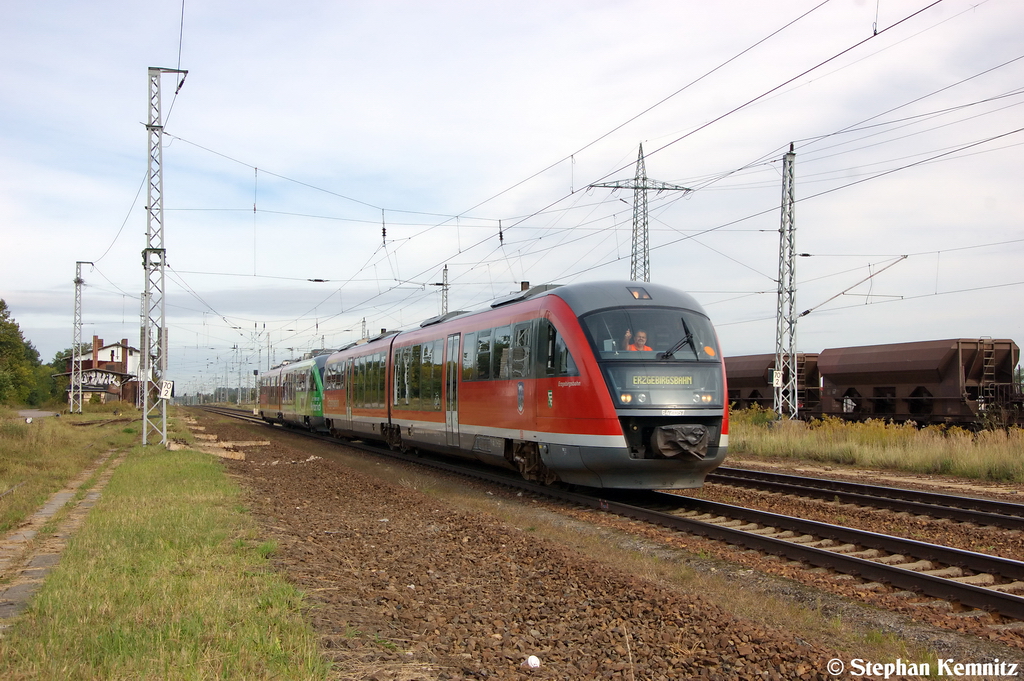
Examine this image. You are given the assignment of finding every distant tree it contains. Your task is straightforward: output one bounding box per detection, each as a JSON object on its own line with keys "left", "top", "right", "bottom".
{"left": 50, "top": 344, "right": 91, "bottom": 371}
{"left": 0, "top": 299, "right": 40, "bottom": 405}
{"left": 46, "top": 346, "right": 87, "bottom": 405}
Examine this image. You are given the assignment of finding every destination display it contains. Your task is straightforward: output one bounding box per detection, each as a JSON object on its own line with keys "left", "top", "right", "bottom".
{"left": 602, "top": 363, "right": 723, "bottom": 408}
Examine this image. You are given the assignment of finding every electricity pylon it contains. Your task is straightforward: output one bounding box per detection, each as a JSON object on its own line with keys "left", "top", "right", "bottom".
{"left": 590, "top": 144, "right": 692, "bottom": 281}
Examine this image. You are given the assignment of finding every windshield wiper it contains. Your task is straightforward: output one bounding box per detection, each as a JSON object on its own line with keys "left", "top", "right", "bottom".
{"left": 659, "top": 319, "right": 697, "bottom": 359}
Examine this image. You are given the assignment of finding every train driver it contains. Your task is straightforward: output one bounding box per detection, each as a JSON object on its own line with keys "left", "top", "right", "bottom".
{"left": 623, "top": 328, "right": 652, "bottom": 352}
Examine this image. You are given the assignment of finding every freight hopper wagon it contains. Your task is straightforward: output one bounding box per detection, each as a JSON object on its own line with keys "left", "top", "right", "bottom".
{"left": 817, "top": 339, "right": 1021, "bottom": 426}
{"left": 725, "top": 353, "right": 820, "bottom": 413}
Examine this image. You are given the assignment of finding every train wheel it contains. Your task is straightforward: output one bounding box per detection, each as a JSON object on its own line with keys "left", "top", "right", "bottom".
{"left": 509, "top": 441, "right": 558, "bottom": 485}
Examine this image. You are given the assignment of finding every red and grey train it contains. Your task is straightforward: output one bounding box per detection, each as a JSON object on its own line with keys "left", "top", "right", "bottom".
{"left": 259, "top": 280, "right": 728, "bottom": 489}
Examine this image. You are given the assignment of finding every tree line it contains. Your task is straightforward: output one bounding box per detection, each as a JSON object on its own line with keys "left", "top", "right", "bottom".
{"left": 0, "top": 299, "right": 71, "bottom": 407}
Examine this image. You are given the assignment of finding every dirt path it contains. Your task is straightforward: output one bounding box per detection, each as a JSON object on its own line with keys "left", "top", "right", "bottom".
{"left": 0, "top": 450, "right": 124, "bottom": 630}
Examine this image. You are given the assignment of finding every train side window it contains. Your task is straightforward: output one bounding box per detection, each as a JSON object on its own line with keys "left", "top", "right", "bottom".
{"left": 352, "top": 357, "right": 361, "bottom": 407}
{"left": 429, "top": 339, "right": 444, "bottom": 409}
{"left": 364, "top": 356, "right": 372, "bottom": 403}
{"left": 494, "top": 325, "right": 512, "bottom": 379}
{"left": 365, "top": 356, "right": 373, "bottom": 408}
{"left": 476, "top": 329, "right": 493, "bottom": 380}
{"left": 420, "top": 343, "right": 434, "bottom": 409}
{"left": 462, "top": 332, "right": 477, "bottom": 381}
{"left": 408, "top": 345, "right": 421, "bottom": 408}
{"left": 394, "top": 348, "right": 404, "bottom": 405}
{"left": 540, "top": 319, "right": 578, "bottom": 377}
{"left": 511, "top": 322, "right": 532, "bottom": 378}
{"left": 397, "top": 348, "right": 413, "bottom": 405}
{"left": 362, "top": 352, "right": 370, "bottom": 405}
{"left": 374, "top": 352, "right": 382, "bottom": 405}
{"left": 364, "top": 356, "right": 372, "bottom": 408}
{"left": 375, "top": 352, "right": 386, "bottom": 408}
{"left": 558, "top": 337, "right": 578, "bottom": 376}
{"left": 369, "top": 355, "right": 376, "bottom": 406}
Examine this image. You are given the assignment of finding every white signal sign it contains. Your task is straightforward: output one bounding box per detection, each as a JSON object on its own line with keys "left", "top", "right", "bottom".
{"left": 159, "top": 380, "right": 174, "bottom": 400}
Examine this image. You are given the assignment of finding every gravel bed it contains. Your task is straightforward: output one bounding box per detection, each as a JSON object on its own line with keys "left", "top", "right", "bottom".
{"left": 190, "top": 412, "right": 1024, "bottom": 676}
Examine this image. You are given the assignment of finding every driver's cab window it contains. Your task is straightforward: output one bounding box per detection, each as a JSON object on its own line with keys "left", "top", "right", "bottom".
{"left": 539, "top": 319, "right": 577, "bottom": 377}
{"left": 583, "top": 309, "right": 718, "bottom": 361}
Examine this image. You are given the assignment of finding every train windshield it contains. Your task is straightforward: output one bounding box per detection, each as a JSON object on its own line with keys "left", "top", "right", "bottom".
{"left": 581, "top": 308, "right": 719, "bottom": 361}
{"left": 583, "top": 307, "right": 723, "bottom": 408}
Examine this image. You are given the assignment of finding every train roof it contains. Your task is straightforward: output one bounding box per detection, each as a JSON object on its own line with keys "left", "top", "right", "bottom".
{"left": 314, "top": 281, "right": 712, "bottom": 363}
{"left": 535, "top": 280, "right": 709, "bottom": 318}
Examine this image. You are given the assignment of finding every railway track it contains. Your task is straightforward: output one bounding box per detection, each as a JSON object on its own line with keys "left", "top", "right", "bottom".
{"left": 709, "top": 466, "right": 1024, "bottom": 531}
{"left": 196, "top": 405, "right": 1024, "bottom": 621}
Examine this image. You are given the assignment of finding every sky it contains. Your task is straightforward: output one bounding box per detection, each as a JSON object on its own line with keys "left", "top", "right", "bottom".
{"left": 2, "top": 0, "right": 1022, "bottom": 394}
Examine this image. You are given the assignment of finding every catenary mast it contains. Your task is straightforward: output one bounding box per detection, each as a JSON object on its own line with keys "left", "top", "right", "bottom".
{"left": 141, "top": 67, "right": 186, "bottom": 446}
{"left": 774, "top": 145, "right": 798, "bottom": 419}
{"left": 70, "top": 261, "right": 92, "bottom": 414}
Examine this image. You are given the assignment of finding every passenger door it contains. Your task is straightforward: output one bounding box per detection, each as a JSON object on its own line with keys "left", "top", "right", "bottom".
{"left": 445, "top": 333, "right": 460, "bottom": 447}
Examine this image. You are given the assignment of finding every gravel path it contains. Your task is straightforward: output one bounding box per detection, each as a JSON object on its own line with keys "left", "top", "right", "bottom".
{"left": 190, "top": 411, "right": 1024, "bottom": 677}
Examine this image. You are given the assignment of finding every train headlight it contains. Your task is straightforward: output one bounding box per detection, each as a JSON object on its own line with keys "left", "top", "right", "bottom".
{"left": 619, "top": 393, "right": 632, "bottom": 404}
{"left": 693, "top": 392, "right": 714, "bottom": 404}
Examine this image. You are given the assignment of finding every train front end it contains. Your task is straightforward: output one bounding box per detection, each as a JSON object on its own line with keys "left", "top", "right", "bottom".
{"left": 555, "top": 282, "right": 728, "bottom": 488}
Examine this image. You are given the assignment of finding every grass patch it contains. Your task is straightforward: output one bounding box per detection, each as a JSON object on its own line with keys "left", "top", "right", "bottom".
{"left": 730, "top": 407, "right": 1024, "bottom": 482}
{"left": 0, "top": 446, "right": 330, "bottom": 680}
{"left": 0, "top": 410, "right": 139, "bottom": 535}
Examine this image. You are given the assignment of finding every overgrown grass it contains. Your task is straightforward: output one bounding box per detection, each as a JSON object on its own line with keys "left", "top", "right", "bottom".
{"left": 0, "top": 410, "right": 139, "bottom": 535}
{"left": 730, "top": 406, "right": 1024, "bottom": 481}
{"left": 0, "top": 445, "right": 331, "bottom": 680}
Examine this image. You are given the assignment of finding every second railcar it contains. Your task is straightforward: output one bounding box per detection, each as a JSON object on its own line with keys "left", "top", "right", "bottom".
{"left": 321, "top": 281, "right": 728, "bottom": 489}
{"left": 258, "top": 354, "right": 328, "bottom": 430}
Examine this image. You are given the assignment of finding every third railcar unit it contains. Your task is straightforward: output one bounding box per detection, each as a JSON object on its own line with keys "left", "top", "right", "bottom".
{"left": 266, "top": 281, "right": 728, "bottom": 489}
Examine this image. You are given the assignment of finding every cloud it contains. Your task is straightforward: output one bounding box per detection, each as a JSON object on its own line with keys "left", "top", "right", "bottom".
{"left": 2, "top": 0, "right": 1022, "bottom": 386}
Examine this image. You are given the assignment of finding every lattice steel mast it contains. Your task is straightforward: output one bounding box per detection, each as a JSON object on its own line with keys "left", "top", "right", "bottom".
{"left": 141, "top": 67, "right": 186, "bottom": 446}
{"left": 70, "top": 261, "right": 92, "bottom": 414}
{"left": 431, "top": 264, "right": 449, "bottom": 315}
{"left": 774, "top": 144, "right": 799, "bottom": 419}
{"left": 590, "top": 144, "right": 692, "bottom": 282}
